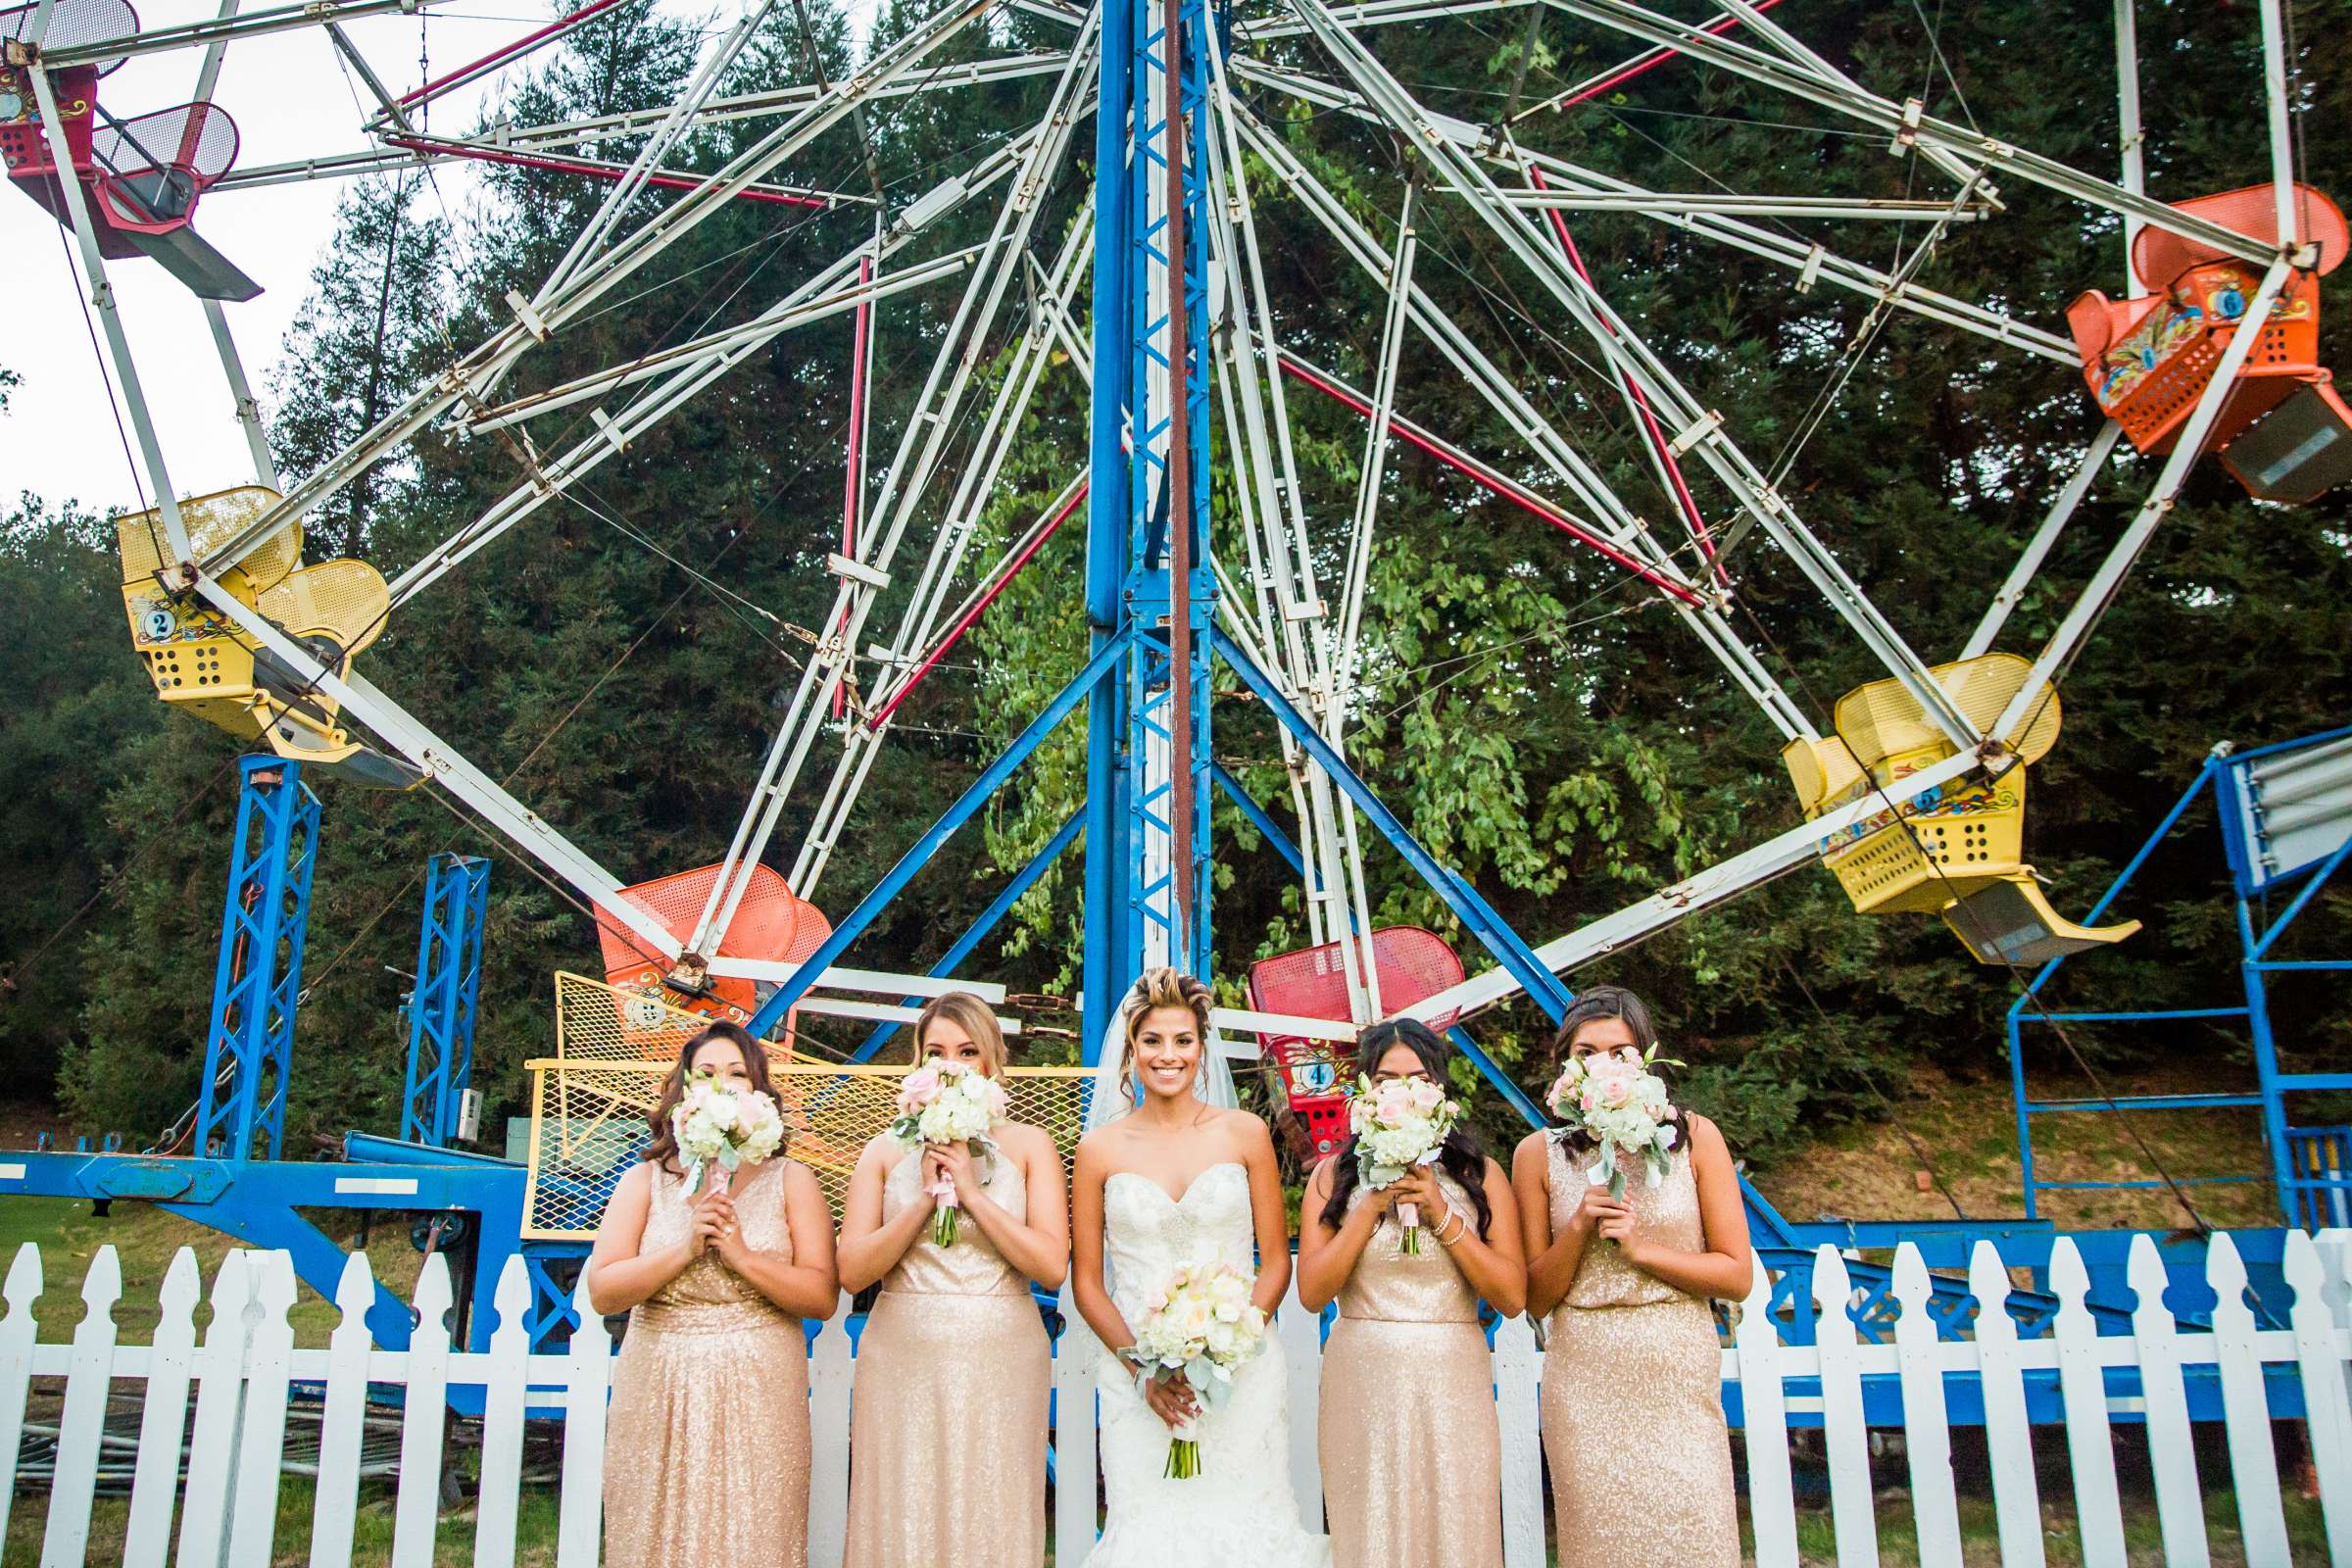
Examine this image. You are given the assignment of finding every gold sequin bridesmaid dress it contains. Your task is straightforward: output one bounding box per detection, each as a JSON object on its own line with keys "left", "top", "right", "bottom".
{"left": 603, "top": 1158, "right": 812, "bottom": 1568}
{"left": 1540, "top": 1139, "right": 1739, "bottom": 1567}
{"left": 842, "top": 1147, "right": 1051, "bottom": 1568}
{"left": 1318, "top": 1174, "right": 1503, "bottom": 1568}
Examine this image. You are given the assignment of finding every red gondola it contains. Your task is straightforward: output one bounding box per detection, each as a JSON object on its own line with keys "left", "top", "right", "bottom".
{"left": 1247, "top": 927, "right": 1466, "bottom": 1156}
{"left": 1, "top": 0, "right": 256, "bottom": 299}
{"left": 2065, "top": 183, "right": 2350, "bottom": 503}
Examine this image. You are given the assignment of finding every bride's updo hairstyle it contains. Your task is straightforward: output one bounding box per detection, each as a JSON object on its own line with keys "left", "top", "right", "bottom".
{"left": 1118, "top": 966, "right": 1214, "bottom": 1105}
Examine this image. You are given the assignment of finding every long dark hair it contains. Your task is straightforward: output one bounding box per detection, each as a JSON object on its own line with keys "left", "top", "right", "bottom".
{"left": 640, "top": 1020, "right": 776, "bottom": 1172}
{"left": 1544, "top": 985, "right": 1659, "bottom": 1152}
{"left": 1319, "top": 1019, "right": 1494, "bottom": 1237}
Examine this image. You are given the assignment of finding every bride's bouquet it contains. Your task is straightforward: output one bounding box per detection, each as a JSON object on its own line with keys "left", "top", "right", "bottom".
{"left": 1545, "top": 1045, "right": 1682, "bottom": 1200}
{"left": 1127, "top": 1258, "right": 1268, "bottom": 1479}
{"left": 670, "top": 1070, "right": 787, "bottom": 1196}
{"left": 887, "top": 1059, "right": 1008, "bottom": 1247}
{"left": 1348, "top": 1073, "right": 1461, "bottom": 1253}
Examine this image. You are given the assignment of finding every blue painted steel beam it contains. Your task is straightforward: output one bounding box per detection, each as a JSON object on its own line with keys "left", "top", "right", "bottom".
{"left": 197, "top": 757, "right": 320, "bottom": 1161}
{"left": 402, "top": 853, "right": 491, "bottom": 1148}
{"left": 1214, "top": 761, "right": 1301, "bottom": 872}
{"left": 1082, "top": 0, "right": 1136, "bottom": 1063}
{"left": 745, "top": 634, "right": 1127, "bottom": 1040}
{"left": 853, "top": 808, "right": 1086, "bottom": 1062}
{"left": 1210, "top": 628, "right": 1575, "bottom": 1021}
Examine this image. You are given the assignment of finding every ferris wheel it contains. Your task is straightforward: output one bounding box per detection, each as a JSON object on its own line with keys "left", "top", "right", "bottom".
{"left": 7, "top": 0, "right": 2345, "bottom": 1116}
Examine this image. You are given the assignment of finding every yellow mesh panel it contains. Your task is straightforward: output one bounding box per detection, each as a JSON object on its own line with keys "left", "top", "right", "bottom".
{"left": 116, "top": 486, "right": 299, "bottom": 596}
{"left": 525, "top": 973, "right": 1095, "bottom": 1240}
{"left": 1830, "top": 653, "right": 2061, "bottom": 773}
{"left": 257, "top": 559, "right": 392, "bottom": 660}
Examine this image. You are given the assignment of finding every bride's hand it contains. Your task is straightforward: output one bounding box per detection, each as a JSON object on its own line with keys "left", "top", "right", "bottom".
{"left": 1143, "top": 1370, "right": 1199, "bottom": 1430}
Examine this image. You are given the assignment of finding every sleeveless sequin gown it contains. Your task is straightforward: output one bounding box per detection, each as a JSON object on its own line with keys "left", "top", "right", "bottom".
{"left": 1318, "top": 1173, "right": 1503, "bottom": 1568}
{"left": 1089, "top": 1161, "right": 1329, "bottom": 1567}
{"left": 1540, "top": 1139, "right": 1739, "bottom": 1567}
{"left": 843, "top": 1145, "right": 1052, "bottom": 1568}
{"left": 603, "top": 1159, "right": 812, "bottom": 1568}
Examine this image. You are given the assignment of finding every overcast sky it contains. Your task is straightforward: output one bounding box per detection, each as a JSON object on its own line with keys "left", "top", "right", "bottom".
{"left": 0, "top": 0, "right": 879, "bottom": 520}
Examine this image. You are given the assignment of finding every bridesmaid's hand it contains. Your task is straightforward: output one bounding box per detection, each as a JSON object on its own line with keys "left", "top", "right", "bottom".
{"left": 927, "top": 1142, "right": 982, "bottom": 1202}
{"left": 1593, "top": 1200, "right": 1639, "bottom": 1249}
{"left": 687, "top": 1185, "right": 732, "bottom": 1256}
{"left": 1569, "top": 1186, "right": 1625, "bottom": 1238}
{"left": 1143, "top": 1370, "right": 1200, "bottom": 1431}
{"left": 1393, "top": 1167, "right": 1446, "bottom": 1225}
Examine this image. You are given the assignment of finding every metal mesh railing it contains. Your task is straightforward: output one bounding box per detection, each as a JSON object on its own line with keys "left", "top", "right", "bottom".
{"left": 523, "top": 972, "right": 1096, "bottom": 1239}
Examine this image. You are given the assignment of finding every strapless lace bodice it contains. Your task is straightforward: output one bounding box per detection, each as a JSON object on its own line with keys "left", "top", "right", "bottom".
{"left": 1087, "top": 1157, "right": 1327, "bottom": 1567}
{"left": 1102, "top": 1161, "right": 1255, "bottom": 1319}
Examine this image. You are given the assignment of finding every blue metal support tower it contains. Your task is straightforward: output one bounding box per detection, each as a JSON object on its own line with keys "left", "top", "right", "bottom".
{"left": 195, "top": 757, "right": 320, "bottom": 1161}
{"left": 1082, "top": 0, "right": 1215, "bottom": 1059}
{"left": 402, "top": 853, "right": 492, "bottom": 1147}
{"left": 2007, "top": 726, "right": 2352, "bottom": 1228}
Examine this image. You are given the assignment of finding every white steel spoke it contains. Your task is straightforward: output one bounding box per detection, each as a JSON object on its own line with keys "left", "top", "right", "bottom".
{"left": 201, "top": 0, "right": 1009, "bottom": 578}
{"left": 684, "top": 21, "right": 1102, "bottom": 956}
{"left": 1288, "top": 0, "right": 1983, "bottom": 751}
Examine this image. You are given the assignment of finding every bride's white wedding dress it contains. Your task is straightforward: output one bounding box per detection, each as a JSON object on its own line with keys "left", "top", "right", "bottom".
{"left": 1086, "top": 1160, "right": 1329, "bottom": 1567}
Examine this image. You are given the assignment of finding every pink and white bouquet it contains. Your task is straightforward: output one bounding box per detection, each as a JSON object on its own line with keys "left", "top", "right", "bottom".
{"left": 1545, "top": 1045, "right": 1681, "bottom": 1200}
{"left": 1348, "top": 1072, "right": 1461, "bottom": 1253}
{"left": 670, "top": 1071, "right": 787, "bottom": 1196}
{"left": 886, "top": 1059, "right": 1008, "bottom": 1247}
{"left": 1127, "top": 1258, "right": 1268, "bottom": 1479}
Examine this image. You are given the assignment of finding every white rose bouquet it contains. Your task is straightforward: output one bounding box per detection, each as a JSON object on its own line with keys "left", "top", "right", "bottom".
{"left": 1126, "top": 1257, "right": 1268, "bottom": 1479}
{"left": 1348, "top": 1073, "right": 1461, "bottom": 1253}
{"left": 1544, "top": 1045, "right": 1681, "bottom": 1201}
{"left": 886, "top": 1059, "right": 1009, "bottom": 1247}
{"left": 670, "top": 1070, "right": 787, "bottom": 1196}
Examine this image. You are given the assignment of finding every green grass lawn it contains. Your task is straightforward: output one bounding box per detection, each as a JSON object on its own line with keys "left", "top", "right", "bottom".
{"left": 1770, "top": 1487, "right": 2332, "bottom": 1566}
{"left": 4, "top": 1473, "right": 569, "bottom": 1567}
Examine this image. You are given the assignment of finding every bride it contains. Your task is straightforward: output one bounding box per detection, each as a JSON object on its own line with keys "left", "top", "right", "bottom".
{"left": 1069, "top": 967, "right": 1329, "bottom": 1567}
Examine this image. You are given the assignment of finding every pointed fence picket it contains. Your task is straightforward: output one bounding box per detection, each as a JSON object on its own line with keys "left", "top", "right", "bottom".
{"left": 2129, "top": 1233, "right": 2212, "bottom": 1566}
{"left": 0, "top": 1235, "right": 2344, "bottom": 1568}
{"left": 2207, "top": 1233, "right": 2290, "bottom": 1562}
{"left": 473, "top": 1256, "right": 534, "bottom": 1568}
{"left": 1278, "top": 1298, "right": 1323, "bottom": 1533}
{"left": 1888, "top": 1246, "right": 1963, "bottom": 1568}
{"left": 1491, "top": 1308, "right": 1544, "bottom": 1568}
{"left": 806, "top": 1293, "right": 856, "bottom": 1568}
{"left": 0, "top": 1245, "right": 41, "bottom": 1549}
{"left": 1733, "top": 1257, "right": 1799, "bottom": 1568}
{"left": 172, "top": 1250, "right": 254, "bottom": 1568}
{"left": 2046, "top": 1241, "right": 2127, "bottom": 1567}
{"left": 39, "top": 1243, "right": 120, "bottom": 1568}
{"left": 2286, "top": 1230, "right": 2352, "bottom": 1564}
{"left": 309, "top": 1251, "right": 378, "bottom": 1568}
{"left": 120, "top": 1248, "right": 198, "bottom": 1568}
{"left": 1811, "top": 1248, "right": 1880, "bottom": 1568}
{"left": 227, "top": 1251, "right": 299, "bottom": 1566}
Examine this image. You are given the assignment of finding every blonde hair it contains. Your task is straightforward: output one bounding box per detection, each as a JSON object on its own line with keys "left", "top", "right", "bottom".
{"left": 911, "top": 991, "right": 1009, "bottom": 1076}
{"left": 1117, "top": 967, "right": 1213, "bottom": 1105}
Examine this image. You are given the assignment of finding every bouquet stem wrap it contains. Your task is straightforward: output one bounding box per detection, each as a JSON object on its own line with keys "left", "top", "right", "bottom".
{"left": 930, "top": 1176, "right": 959, "bottom": 1249}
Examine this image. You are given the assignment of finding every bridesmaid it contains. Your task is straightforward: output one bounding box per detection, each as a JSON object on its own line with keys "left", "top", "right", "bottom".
{"left": 837, "top": 992, "right": 1069, "bottom": 1568}
{"left": 588, "top": 1020, "right": 840, "bottom": 1568}
{"left": 1510, "top": 986, "right": 1749, "bottom": 1568}
{"left": 1298, "top": 1019, "right": 1525, "bottom": 1568}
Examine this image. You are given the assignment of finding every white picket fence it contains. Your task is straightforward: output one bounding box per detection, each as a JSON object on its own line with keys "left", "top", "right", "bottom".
{"left": 2, "top": 1232, "right": 2350, "bottom": 1566}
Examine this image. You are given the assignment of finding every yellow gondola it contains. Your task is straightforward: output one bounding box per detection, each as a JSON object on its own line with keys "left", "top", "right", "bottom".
{"left": 1784, "top": 653, "right": 2140, "bottom": 966}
